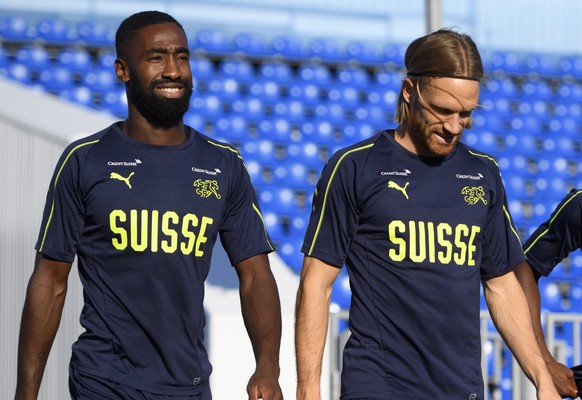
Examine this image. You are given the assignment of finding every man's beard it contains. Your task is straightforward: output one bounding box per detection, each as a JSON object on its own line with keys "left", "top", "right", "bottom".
{"left": 408, "top": 110, "right": 459, "bottom": 157}
{"left": 127, "top": 77, "right": 192, "bottom": 129}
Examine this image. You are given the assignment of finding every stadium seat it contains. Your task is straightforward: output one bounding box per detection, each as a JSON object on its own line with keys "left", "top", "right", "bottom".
{"left": 232, "top": 32, "right": 268, "bottom": 56}
{"left": 381, "top": 43, "right": 405, "bottom": 65}
{"left": 14, "top": 46, "right": 51, "bottom": 70}
{"left": 59, "top": 86, "right": 95, "bottom": 108}
{"left": 76, "top": 21, "right": 114, "bottom": 46}
{"left": 258, "top": 61, "right": 294, "bottom": 84}
{"left": 38, "top": 66, "right": 74, "bottom": 92}
{"left": 288, "top": 82, "right": 321, "bottom": 105}
{"left": 270, "top": 35, "right": 304, "bottom": 58}
{"left": 247, "top": 79, "right": 281, "bottom": 104}
{"left": 559, "top": 55, "right": 582, "bottom": 78}
{"left": 83, "top": 67, "right": 118, "bottom": 92}
{"left": 297, "top": 63, "right": 332, "bottom": 85}
{"left": 219, "top": 58, "right": 254, "bottom": 82}
{"left": 56, "top": 48, "right": 93, "bottom": 75}
{"left": 336, "top": 65, "right": 370, "bottom": 88}
{"left": 306, "top": 38, "right": 343, "bottom": 61}
{"left": 331, "top": 269, "right": 351, "bottom": 309}
{"left": 484, "top": 50, "right": 522, "bottom": 73}
{"left": 190, "top": 56, "right": 215, "bottom": 80}
{"left": 100, "top": 88, "right": 127, "bottom": 117}
{"left": 6, "top": 63, "right": 33, "bottom": 84}
{"left": 36, "top": 18, "right": 76, "bottom": 43}
{"left": 190, "top": 93, "right": 223, "bottom": 117}
{"left": 193, "top": 29, "right": 230, "bottom": 53}
{"left": 522, "top": 53, "right": 559, "bottom": 77}
{"left": 0, "top": 16, "right": 34, "bottom": 41}
{"left": 345, "top": 40, "right": 380, "bottom": 64}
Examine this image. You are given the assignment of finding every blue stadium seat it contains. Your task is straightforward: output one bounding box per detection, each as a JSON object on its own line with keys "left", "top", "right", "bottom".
{"left": 522, "top": 53, "right": 559, "bottom": 76}
{"left": 327, "top": 84, "right": 360, "bottom": 107}
{"left": 288, "top": 82, "right": 321, "bottom": 105}
{"left": 306, "top": 38, "right": 343, "bottom": 61}
{"left": 100, "top": 88, "right": 127, "bottom": 117}
{"left": 263, "top": 211, "right": 284, "bottom": 243}
{"left": 76, "top": 21, "right": 114, "bottom": 46}
{"left": 14, "top": 46, "right": 51, "bottom": 70}
{"left": 190, "top": 56, "right": 215, "bottom": 80}
{"left": 232, "top": 32, "right": 268, "bottom": 56}
{"left": 59, "top": 86, "right": 95, "bottom": 108}
{"left": 38, "top": 66, "right": 74, "bottom": 92}
{"left": 312, "top": 102, "right": 345, "bottom": 123}
{"left": 56, "top": 48, "right": 93, "bottom": 75}
{"left": 373, "top": 68, "right": 403, "bottom": 89}
{"left": 83, "top": 67, "right": 118, "bottom": 92}
{"left": 230, "top": 97, "right": 264, "bottom": 120}
{"left": 381, "top": 43, "right": 405, "bottom": 65}
{"left": 184, "top": 113, "right": 205, "bottom": 131}
{"left": 277, "top": 238, "right": 304, "bottom": 274}
{"left": 258, "top": 61, "right": 294, "bottom": 84}
{"left": 36, "top": 18, "right": 76, "bottom": 43}
{"left": 6, "top": 63, "right": 33, "bottom": 84}
{"left": 559, "top": 55, "right": 582, "bottom": 78}
{"left": 520, "top": 79, "right": 555, "bottom": 100}
{"left": 194, "top": 29, "right": 230, "bottom": 53}
{"left": 270, "top": 35, "right": 304, "bottom": 59}
{"left": 257, "top": 118, "right": 292, "bottom": 143}
{"left": 219, "top": 58, "right": 254, "bottom": 82}
{"left": 297, "top": 63, "right": 332, "bottom": 85}
{"left": 331, "top": 269, "right": 351, "bottom": 309}
{"left": 0, "top": 16, "right": 34, "bottom": 41}
{"left": 248, "top": 79, "right": 281, "bottom": 103}
{"left": 207, "top": 77, "right": 240, "bottom": 99}
{"left": 96, "top": 50, "right": 116, "bottom": 70}
{"left": 484, "top": 50, "right": 523, "bottom": 73}
{"left": 336, "top": 65, "right": 370, "bottom": 88}
{"left": 271, "top": 99, "right": 306, "bottom": 122}
{"left": 190, "top": 94, "right": 223, "bottom": 117}
{"left": 345, "top": 40, "right": 380, "bottom": 64}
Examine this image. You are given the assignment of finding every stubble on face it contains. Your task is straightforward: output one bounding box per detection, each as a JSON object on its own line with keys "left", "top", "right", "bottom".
{"left": 127, "top": 72, "right": 193, "bottom": 129}
{"left": 405, "top": 78, "right": 479, "bottom": 157}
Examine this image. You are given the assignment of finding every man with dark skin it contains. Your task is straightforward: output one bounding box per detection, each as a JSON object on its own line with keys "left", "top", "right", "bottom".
{"left": 15, "top": 11, "right": 283, "bottom": 400}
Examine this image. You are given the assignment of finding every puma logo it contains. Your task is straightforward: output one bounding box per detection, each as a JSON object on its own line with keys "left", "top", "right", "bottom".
{"left": 388, "top": 181, "right": 409, "bottom": 199}
{"left": 110, "top": 172, "right": 135, "bottom": 189}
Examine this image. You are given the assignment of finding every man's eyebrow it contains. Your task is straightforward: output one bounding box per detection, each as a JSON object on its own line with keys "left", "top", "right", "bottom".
{"left": 146, "top": 46, "right": 190, "bottom": 54}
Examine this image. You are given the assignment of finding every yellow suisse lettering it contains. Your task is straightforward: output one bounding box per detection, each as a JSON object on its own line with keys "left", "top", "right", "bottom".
{"left": 110, "top": 210, "right": 127, "bottom": 250}
{"left": 130, "top": 209, "right": 148, "bottom": 252}
{"left": 388, "top": 220, "right": 406, "bottom": 261}
{"left": 437, "top": 223, "right": 453, "bottom": 264}
{"left": 195, "top": 216, "right": 213, "bottom": 257}
{"left": 109, "top": 210, "right": 215, "bottom": 255}
{"left": 453, "top": 224, "right": 469, "bottom": 265}
{"left": 388, "top": 220, "right": 479, "bottom": 266}
{"left": 180, "top": 214, "right": 198, "bottom": 255}
{"left": 409, "top": 221, "right": 426, "bottom": 262}
{"left": 161, "top": 211, "right": 179, "bottom": 253}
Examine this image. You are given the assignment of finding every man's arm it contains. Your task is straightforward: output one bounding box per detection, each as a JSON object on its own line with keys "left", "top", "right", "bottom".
{"left": 483, "top": 269, "right": 561, "bottom": 400}
{"left": 295, "top": 256, "right": 341, "bottom": 400}
{"left": 15, "top": 253, "right": 72, "bottom": 400}
{"left": 234, "top": 253, "right": 283, "bottom": 400}
{"left": 514, "top": 261, "right": 578, "bottom": 398}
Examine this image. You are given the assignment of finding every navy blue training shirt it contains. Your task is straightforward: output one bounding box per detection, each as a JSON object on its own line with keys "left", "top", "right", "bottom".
{"left": 302, "top": 130, "right": 525, "bottom": 399}
{"left": 524, "top": 188, "right": 582, "bottom": 276}
{"left": 36, "top": 123, "right": 273, "bottom": 395}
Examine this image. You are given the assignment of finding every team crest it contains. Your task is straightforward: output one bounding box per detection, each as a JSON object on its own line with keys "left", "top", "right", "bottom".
{"left": 194, "top": 179, "right": 221, "bottom": 199}
{"left": 462, "top": 186, "right": 487, "bottom": 205}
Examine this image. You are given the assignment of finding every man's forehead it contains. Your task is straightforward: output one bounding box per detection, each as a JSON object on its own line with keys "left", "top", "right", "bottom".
{"left": 424, "top": 77, "right": 480, "bottom": 107}
{"left": 133, "top": 23, "right": 188, "bottom": 49}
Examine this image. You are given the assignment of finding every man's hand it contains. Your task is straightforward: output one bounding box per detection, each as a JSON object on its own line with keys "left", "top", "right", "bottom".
{"left": 246, "top": 368, "right": 283, "bottom": 400}
{"left": 546, "top": 359, "right": 578, "bottom": 399}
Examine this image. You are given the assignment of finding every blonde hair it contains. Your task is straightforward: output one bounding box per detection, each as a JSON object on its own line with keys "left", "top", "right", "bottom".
{"left": 395, "top": 28, "right": 483, "bottom": 125}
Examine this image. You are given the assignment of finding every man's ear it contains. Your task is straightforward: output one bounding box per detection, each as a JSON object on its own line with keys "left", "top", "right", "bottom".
{"left": 114, "top": 58, "right": 130, "bottom": 83}
{"left": 401, "top": 77, "right": 414, "bottom": 104}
